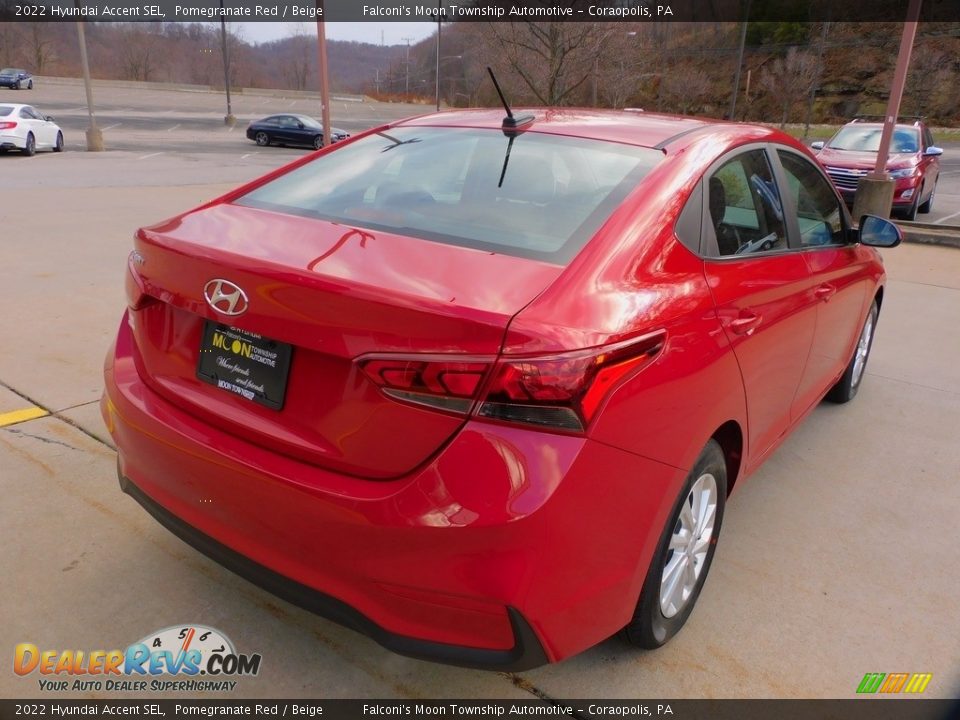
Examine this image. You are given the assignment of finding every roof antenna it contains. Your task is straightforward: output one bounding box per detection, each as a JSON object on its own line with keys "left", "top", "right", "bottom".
{"left": 487, "top": 67, "right": 534, "bottom": 134}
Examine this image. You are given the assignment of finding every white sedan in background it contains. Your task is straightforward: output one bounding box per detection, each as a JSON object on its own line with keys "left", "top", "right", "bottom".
{"left": 0, "top": 103, "right": 64, "bottom": 156}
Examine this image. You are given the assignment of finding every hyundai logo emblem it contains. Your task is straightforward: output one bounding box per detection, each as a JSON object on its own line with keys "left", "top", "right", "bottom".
{"left": 203, "top": 279, "right": 249, "bottom": 316}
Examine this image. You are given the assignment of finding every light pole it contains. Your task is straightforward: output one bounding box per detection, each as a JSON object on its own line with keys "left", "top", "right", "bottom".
{"left": 316, "top": 0, "right": 331, "bottom": 147}
{"left": 852, "top": 0, "right": 922, "bottom": 221}
{"left": 74, "top": 17, "right": 103, "bottom": 151}
{"left": 218, "top": 0, "right": 235, "bottom": 126}
{"left": 434, "top": 0, "right": 442, "bottom": 111}
{"left": 436, "top": 55, "right": 462, "bottom": 111}
{"left": 402, "top": 37, "right": 413, "bottom": 96}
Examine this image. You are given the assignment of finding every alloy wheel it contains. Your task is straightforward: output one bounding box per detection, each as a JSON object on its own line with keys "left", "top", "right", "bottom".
{"left": 659, "top": 472, "right": 718, "bottom": 618}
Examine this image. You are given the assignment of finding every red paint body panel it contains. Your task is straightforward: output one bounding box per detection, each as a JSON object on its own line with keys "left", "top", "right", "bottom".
{"left": 103, "top": 108, "right": 889, "bottom": 665}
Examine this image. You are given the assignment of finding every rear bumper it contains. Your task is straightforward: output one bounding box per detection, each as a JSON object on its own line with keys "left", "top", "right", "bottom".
{"left": 102, "top": 313, "right": 683, "bottom": 666}
{"left": 118, "top": 468, "right": 546, "bottom": 670}
{"left": 0, "top": 133, "right": 25, "bottom": 150}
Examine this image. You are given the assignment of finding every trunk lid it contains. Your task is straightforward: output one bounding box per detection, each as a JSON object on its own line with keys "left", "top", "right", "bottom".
{"left": 128, "top": 203, "right": 563, "bottom": 478}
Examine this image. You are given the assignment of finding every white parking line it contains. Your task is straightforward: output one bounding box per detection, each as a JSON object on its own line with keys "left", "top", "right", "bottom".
{"left": 166, "top": 124, "right": 180, "bottom": 132}
{"left": 288, "top": 100, "right": 296, "bottom": 107}
{"left": 137, "top": 152, "right": 164, "bottom": 160}
{"left": 101, "top": 123, "right": 122, "bottom": 131}
{"left": 933, "top": 209, "right": 960, "bottom": 225}
{"left": 228, "top": 124, "right": 236, "bottom": 132}
{"left": 240, "top": 153, "right": 257, "bottom": 160}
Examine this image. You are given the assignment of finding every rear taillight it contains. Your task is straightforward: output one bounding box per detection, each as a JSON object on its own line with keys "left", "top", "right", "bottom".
{"left": 0, "top": 121, "right": 17, "bottom": 130}
{"left": 359, "top": 357, "right": 491, "bottom": 414}
{"left": 477, "top": 331, "right": 666, "bottom": 432}
{"left": 358, "top": 330, "right": 665, "bottom": 433}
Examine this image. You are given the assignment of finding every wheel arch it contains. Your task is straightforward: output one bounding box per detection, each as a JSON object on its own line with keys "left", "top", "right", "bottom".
{"left": 712, "top": 420, "right": 744, "bottom": 496}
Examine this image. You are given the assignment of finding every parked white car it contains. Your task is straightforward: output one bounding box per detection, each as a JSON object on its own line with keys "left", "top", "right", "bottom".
{"left": 0, "top": 103, "right": 64, "bottom": 156}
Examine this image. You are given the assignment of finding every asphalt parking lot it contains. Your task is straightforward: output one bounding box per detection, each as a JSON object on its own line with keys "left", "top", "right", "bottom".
{"left": 2, "top": 80, "right": 959, "bottom": 701}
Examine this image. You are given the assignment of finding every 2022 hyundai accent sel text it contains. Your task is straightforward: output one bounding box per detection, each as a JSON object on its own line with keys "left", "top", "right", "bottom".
{"left": 102, "top": 108, "right": 901, "bottom": 669}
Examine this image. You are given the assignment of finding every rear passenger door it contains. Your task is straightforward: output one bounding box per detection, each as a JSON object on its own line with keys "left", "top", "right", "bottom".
{"left": 700, "top": 146, "right": 819, "bottom": 466}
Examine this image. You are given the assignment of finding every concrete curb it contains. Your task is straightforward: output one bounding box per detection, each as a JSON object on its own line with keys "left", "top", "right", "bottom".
{"left": 897, "top": 221, "right": 960, "bottom": 249}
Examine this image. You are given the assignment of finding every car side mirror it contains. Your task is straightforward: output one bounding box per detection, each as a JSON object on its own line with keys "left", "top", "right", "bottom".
{"left": 810, "top": 141, "right": 825, "bottom": 151}
{"left": 923, "top": 146, "right": 943, "bottom": 157}
{"left": 297, "top": 122, "right": 305, "bottom": 129}
{"left": 859, "top": 215, "right": 902, "bottom": 248}
{"left": 45, "top": 115, "right": 54, "bottom": 122}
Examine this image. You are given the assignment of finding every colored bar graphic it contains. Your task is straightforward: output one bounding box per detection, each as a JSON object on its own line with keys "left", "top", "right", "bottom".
{"left": 904, "top": 673, "right": 933, "bottom": 694}
{"left": 880, "top": 673, "right": 909, "bottom": 693}
{"left": 857, "top": 673, "right": 885, "bottom": 694}
{"left": 857, "top": 672, "right": 932, "bottom": 694}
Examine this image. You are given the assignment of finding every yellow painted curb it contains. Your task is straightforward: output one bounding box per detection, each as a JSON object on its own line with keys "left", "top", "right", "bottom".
{"left": 0, "top": 407, "right": 49, "bottom": 428}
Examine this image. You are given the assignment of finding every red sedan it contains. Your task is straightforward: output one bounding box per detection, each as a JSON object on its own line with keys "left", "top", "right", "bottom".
{"left": 102, "top": 108, "right": 900, "bottom": 668}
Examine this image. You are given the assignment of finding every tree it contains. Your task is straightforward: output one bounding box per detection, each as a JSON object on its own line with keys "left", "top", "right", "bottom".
{"left": 483, "top": 22, "right": 610, "bottom": 106}
{"left": 285, "top": 23, "right": 313, "bottom": 91}
{"left": 27, "top": 23, "right": 54, "bottom": 72}
{"left": 0, "top": 22, "right": 25, "bottom": 67}
{"left": 758, "top": 48, "right": 819, "bottom": 127}
{"left": 905, "top": 44, "right": 949, "bottom": 117}
{"left": 659, "top": 67, "right": 711, "bottom": 115}
{"left": 117, "top": 24, "right": 161, "bottom": 81}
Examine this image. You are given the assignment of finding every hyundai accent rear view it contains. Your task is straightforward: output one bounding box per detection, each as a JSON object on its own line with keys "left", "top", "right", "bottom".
{"left": 102, "top": 108, "right": 900, "bottom": 669}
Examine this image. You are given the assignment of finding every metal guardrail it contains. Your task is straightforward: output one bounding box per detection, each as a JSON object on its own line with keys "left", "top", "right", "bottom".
{"left": 896, "top": 221, "right": 960, "bottom": 249}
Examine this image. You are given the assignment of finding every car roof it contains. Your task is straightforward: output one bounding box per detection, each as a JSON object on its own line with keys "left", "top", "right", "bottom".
{"left": 395, "top": 108, "right": 740, "bottom": 150}
{"left": 0, "top": 103, "right": 29, "bottom": 110}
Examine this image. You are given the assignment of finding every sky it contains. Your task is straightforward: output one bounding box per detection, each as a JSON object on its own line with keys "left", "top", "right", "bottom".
{"left": 237, "top": 21, "right": 437, "bottom": 46}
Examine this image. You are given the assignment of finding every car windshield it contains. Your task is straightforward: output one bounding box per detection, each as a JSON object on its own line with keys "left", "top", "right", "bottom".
{"left": 828, "top": 125, "right": 920, "bottom": 153}
{"left": 0, "top": 69, "right": 16, "bottom": 75}
{"left": 237, "top": 127, "right": 661, "bottom": 264}
{"left": 0, "top": 106, "right": 13, "bottom": 116}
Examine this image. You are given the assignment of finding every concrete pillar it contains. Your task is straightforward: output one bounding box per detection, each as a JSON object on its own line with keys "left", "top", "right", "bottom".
{"left": 852, "top": 177, "right": 895, "bottom": 223}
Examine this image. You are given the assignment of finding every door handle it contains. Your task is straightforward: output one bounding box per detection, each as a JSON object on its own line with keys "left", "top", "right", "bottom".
{"left": 815, "top": 283, "right": 837, "bottom": 302}
{"left": 729, "top": 311, "right": 762, "bottom": 336}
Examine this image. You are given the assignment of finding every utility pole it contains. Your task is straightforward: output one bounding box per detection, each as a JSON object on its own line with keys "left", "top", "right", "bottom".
{"left": 75, "top": 18, "right": 103, "bottom": 151}
{"left": 434, "top": 0, "right": 442, "bottom": 112}
{"left": 729, "top": 0, "right": 751, "bottom": 120}
{"left": 402, "top": 37, "right": 413, "bottom": 96}
{"left": 219, "top": 1, "right": 235, "bottom": 126}
{"left": 315, "top": 0, "right": 331, "bottom": 147}
{"left": 803, "top": 19, "right": 830, "bottom": 140}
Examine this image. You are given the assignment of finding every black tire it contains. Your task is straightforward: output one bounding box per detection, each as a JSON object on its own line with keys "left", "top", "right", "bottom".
{"left": 54, "top": 131, "right": 63, "bottom": 152}
{"left": 899, "top": 194, "right": 919, "bottom": 221}
{"left": 22, "top": 133, "right": 35, "bottom": 156}
{"left": 14, "top": 80, "right": 20, "bottom": 90}
{"left": 27, "top": 80, "right": 33, "bottom": 90}
{"left": 825, "top": 300, "right": 879, "bottom": 404}
{"left": 313, "top": 135, "right": 323, "bottom": 150}
{"left": 918, "top": 182, "right": 935, "bottom": 214}
{"left": 623, "top": 439, "right": 727, "bottom": 649}
{"left": 254, "top": 131, "right": 270, "bottom": 147}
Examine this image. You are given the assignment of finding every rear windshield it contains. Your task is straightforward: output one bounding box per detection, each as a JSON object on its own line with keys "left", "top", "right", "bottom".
{"left": 828, "top": 125, "right": 920, "bottom": 153}
{"left": 237, "top": 126, "right": 661, "bottom": 264}
{"left": 0, "top": 106, "right": 12, "bottom": 117}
